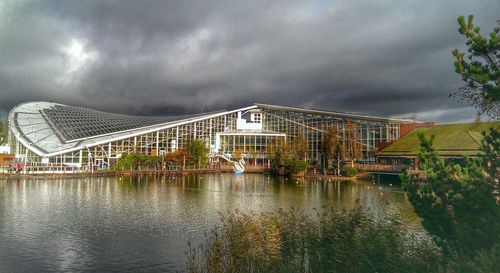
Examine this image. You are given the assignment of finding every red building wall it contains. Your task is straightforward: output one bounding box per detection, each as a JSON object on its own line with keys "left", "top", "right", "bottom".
{"left": 399, "top": 122, "right": 435, "bottom": 137}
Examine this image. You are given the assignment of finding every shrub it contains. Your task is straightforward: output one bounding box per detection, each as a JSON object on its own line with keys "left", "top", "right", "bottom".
{"left": 401, "top": 130, "right": 500, "bottom": 256}
{"left": 342, "top": 166, "right": 358, "bottom": 177}
{"left": 164, "top": 149, "right": 190, "bottom": 168}
{"left": 185, "top": 208, "right": 442, "bottom": 273}
{"left": 284, "top": 158, "right": 308, "bottom": 173}
{"left": 444, "top": 245, "right": 500, "bottom": 273}
{"left": 113, "top": 153, "right": 162, "bottom": 170}
{"left": 185, "top": 139, "right": 209, "bottom": 166}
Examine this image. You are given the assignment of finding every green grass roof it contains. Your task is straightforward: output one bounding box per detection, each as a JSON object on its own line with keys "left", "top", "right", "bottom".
{"left": 378, "top": 121, "right": 500, "bottom": 157}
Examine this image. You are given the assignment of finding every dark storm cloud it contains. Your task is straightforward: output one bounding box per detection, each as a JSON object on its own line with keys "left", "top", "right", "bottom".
{"left": 1, "top": 0, "right": 499, "bottom": 122}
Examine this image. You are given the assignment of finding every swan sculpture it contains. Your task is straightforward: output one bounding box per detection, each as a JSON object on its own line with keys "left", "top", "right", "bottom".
{"left": 218, "top": 155, "right": 245, "bottom": 174}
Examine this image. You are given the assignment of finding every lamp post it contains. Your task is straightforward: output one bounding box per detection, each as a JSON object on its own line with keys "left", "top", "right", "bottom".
{"left": 24, "top": 142, "right": 31, "bottom": 174}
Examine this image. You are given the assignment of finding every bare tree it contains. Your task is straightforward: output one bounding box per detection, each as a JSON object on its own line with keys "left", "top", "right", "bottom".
{"left": 341, "top": 121, "right": 362, "bottom": 166}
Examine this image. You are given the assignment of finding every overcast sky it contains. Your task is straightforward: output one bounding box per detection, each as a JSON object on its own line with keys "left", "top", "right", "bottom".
{"left": 1, "top": 0, "right": 499, "bottom": 123}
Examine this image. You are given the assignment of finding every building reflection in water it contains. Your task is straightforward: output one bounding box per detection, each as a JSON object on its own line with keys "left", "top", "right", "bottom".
{"left": 0, "top": 174, "right": 419, "bottom": 273}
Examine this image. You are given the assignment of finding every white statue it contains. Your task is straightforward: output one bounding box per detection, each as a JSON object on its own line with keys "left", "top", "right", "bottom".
{"left": 219, "top": 155, "right": 245, "bottom": 174}
{"left": 233, "top": 158, "right": 245, "bottom": 174}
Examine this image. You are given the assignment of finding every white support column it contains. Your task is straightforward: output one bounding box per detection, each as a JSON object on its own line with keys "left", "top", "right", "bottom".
{"left": 79, "top": 149, "right": 82, "bottom": 168}
{"left": 209, "top": 118, "right": 212, "bottom": 143}
{"left": 372, "top": 129, "right": 375, "bottom": 153}
{"left": 215, "top": 133, "right": 221, "bottom": 154}
{"left": 366, "top": 126, "right": 370, "bottom": 152}
{"left": 176, "top": 126, "right": 179, "bottom": 150}
{"left": 156, "top": 131, "right": 159, "bottom": 153}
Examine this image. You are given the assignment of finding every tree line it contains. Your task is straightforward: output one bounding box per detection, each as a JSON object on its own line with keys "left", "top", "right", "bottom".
{"left": 114, "top": 139, "right": 209, "bottom": 170}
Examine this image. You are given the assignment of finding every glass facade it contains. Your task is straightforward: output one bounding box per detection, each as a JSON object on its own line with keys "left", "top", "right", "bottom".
{"left": 260, "top": 107, "right": 400, "bottom": 162}
{"left": 218, "top": 133, "right": 285, "bottom": 160}
{"left": 9, "top": 102, "right": 407, "bottom": 171}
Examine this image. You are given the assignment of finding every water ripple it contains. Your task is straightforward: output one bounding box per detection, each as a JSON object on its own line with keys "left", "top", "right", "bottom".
{"left": 0, "top": 174, "right": 417, "bottom": 272}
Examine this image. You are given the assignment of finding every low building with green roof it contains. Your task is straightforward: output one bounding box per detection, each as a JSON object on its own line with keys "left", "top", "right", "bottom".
{"left": 376, "top": 121, "right": 499, "bottom": 168}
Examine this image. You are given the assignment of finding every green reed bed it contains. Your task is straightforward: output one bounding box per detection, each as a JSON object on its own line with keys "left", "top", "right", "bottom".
{"left": 185, "top": 208, "right": 442, "bottom": 273}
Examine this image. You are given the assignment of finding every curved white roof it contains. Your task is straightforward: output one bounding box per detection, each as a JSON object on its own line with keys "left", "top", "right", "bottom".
{"left": 9, "top": 101, "right": 410, "bottom": 158}
{"left": 9, "top": 101, "right": 255, "bottom": 157}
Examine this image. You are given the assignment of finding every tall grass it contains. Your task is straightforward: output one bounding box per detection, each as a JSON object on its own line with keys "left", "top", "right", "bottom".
{"left": 185, "top": 207, "right": 442, "bottom": 273}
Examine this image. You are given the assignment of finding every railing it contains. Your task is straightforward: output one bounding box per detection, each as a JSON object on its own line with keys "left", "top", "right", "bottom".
{"left": 0, "top": 164, "right": 220, "bottom": 175}
{"left": 354, "top": 163, "right": 427, "bottom": 178}
{"left": 354, "top": 163, "right": 403, "bottom": 173}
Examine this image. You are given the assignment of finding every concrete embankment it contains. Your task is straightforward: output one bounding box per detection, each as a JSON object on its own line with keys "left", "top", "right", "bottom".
{"left": 0, "top": 168, "right": 218, "bottom": 178}
{"left": 0, "top": 165, "right": 272, "bottom": 178}
{"left": 0, "top": 167, "right": 369, "bottom": 180}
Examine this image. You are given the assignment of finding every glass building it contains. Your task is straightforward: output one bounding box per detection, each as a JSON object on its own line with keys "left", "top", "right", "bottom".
{"left": 8, "top": 101, "right": 413, "bottom": 170}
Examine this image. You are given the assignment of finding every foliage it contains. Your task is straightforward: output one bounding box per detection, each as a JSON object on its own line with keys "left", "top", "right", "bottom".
{"left": 185, "top": 208, "right": 442, "bottom": 273}
{"left": 113, "top": 139, "right": 210, "bottom": 170}
{"left": 342, "top": 166, "right": 359, "bottom": 177}
{"left": 401, "top": 129, "right": 500, "bottom": 257}
{"left": 481, "top": 126, "right": 500, "bottom": 178}
{"left": 164, "top": 149, "right": 190, "bottom": 167}
{"left": 233, "top": 147, "right": 244, "bottom": 160}
{"left": 444, "top": 245, "right": 500, "bottom": 273}
{"left": 342, "top": 121, "right": 363, "bottom": 160}
{"left": 114, "top": 153, "right": 163, "bottom": 170}
{"left": 451, "top": 15, "right": 500, "bottom": 118}
{"left": 284, "top": 158, "right": 308, "bottom": 173}
{"left": 322, "top": 126, "right": 342, "bottom": 169}
{"left": 270, "top": 135, "right": 309, "bottom": 174}
{"left": 322, "top": 123, "right": 362, "bottom": 174}
{"left": 270, "top": 139, "right": 291, "bottom": 170}
{"left": 291, "top": 134, "right": 308, "bottom": 160}
{"left": 185, "top": 139, "right": 209, "bottom": 166}
{"left": 246, "top": 147, "right": 258, "bottom": 164}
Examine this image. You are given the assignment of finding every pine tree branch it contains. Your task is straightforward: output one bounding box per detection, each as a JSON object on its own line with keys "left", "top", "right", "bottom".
{"left": 484, "top": 53, "right": 498, "bottom": 71}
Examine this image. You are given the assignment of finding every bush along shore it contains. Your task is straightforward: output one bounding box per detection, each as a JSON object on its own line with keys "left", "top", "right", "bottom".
{"left": 184, "top": 207, "right": 499, "bottom": 273}
{"left": 185, "top": 207, "right": 441, "bottom": 273}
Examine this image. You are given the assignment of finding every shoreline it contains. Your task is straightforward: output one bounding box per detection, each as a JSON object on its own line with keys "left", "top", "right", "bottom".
{"left": 0, "top": 169, "right": 368, "bottom": 181}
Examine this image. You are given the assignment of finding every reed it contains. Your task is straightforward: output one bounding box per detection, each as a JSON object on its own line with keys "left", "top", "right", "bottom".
{"left": 185, "top": 207, "right": 442, "bottom": 273}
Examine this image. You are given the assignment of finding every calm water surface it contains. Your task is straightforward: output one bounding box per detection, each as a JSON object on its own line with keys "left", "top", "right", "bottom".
{"left": 0, "top": 173, "right": 419, "bottom": 272}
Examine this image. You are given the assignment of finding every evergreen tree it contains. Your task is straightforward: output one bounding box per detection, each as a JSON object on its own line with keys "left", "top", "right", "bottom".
{"left": 270, "top": 135, "right": 309, "bottom": 174}
{"left": 401, "top": 128, "right": 500, "bottom": 256}
{"left": 185, "top": 139, "right": 209, "bottom": 167}
{"left": 451, "top": 15, "right": 500, "bottom": 118}
{"left": 481, "top": 126, "right": 500, "bottom": 179}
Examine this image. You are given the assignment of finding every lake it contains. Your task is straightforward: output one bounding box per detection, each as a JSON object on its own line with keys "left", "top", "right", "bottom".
{"left": 0, "top": 173, "right": 419, "bottom": 272}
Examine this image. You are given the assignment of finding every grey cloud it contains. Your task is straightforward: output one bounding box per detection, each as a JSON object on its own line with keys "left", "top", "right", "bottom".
{"left": 1, "top": 0, "right": 499, "bottom": 122}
